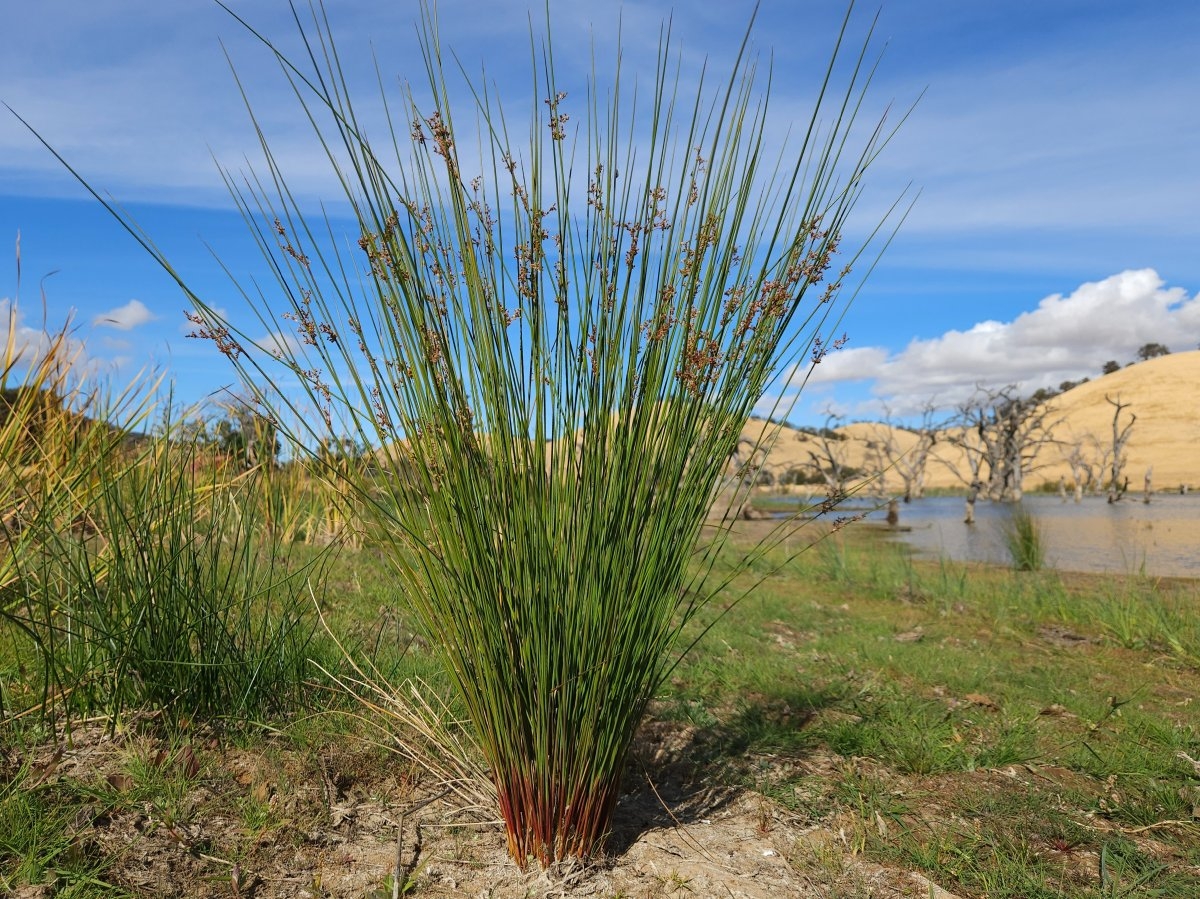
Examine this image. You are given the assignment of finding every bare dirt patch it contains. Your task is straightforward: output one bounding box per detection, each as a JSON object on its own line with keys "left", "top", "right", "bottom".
{"left": 9, "top": 719, "right": 961, "bottom": 898}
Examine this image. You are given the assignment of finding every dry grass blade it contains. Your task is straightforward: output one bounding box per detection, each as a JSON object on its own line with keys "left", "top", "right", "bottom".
{"left": 311, "top": 598, "right": 495, "bottom": 814}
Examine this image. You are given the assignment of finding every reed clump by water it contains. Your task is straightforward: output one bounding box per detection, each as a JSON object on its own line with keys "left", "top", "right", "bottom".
{"left": 1002, "top": 504, "right": 1046, "bottom": 572}
{"left": 37, "top": 1, "right": 905, "bottom": 866}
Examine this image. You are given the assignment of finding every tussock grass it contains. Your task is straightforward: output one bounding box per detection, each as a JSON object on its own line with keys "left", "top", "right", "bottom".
{"left": 1002, "top": 503, "right": 1047, "bottom": 571}
{"left": 2, "top": 252, "right": 163, "bottom": 724}
{"left": 6, "top": 419, "right": 325, "bottom": 727}
{"left": 2, "top": 309, "right": 154, "bottom": 597}
{"left": 28, "top": 0, "right": 906, "bottom": 866}
{"left": 2, "top": 295, "right": 331, "bottom": 729}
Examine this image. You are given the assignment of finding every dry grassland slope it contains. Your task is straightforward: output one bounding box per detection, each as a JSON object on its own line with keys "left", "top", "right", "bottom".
{"left": 739, "top": 350, "right": 1200, "bottom": 492}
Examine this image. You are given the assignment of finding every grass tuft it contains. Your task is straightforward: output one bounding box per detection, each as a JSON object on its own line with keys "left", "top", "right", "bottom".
{"left": 36, "top": 0, "right": 905, "bottom": 866}
{"left": 6, "top": 417, "right": 324, "bottom": 727}
{"left": 1002, "top": 503, "right": 1047, "bottom": 572}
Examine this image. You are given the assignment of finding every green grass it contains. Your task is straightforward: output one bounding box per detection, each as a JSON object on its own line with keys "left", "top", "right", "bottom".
{"left": 5, "top": 432, "right": 329, "bottom": 728}
{"left": 1002, "top": 503, "right": 1048, "bottom": 571}
{"left": 667, "top": 526, "right": 1200, "bottom": 897}
{"left": 3, "top": 504, "right": 1199, "bottom": 896}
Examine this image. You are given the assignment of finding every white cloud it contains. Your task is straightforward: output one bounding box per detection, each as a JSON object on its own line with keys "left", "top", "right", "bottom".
{"left": 93, "top": 299, "right": 157, "bottom": 330}
{"left": 803, "top": 346, "right": 890, "bottom": 385}
{"left": 254, "top": 330, "right": 305, "bottom": 360}
{"left": 7, "top": 0, "right": 1191, "bottom": 247}
{"left": 860, "top": 269, "right": 1200, "bottom": 409}
{"left": 0, "top": 298, "right": 90, "bottom": 374}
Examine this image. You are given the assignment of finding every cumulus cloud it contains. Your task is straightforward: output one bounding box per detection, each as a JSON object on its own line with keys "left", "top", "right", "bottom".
{"left": 1, "top": 298, "right": 90, "bottom": 372}
{"left": 782, "top": 269, "right": 1200, "bottom": 417}
{"left": 803, "top": 346, "right": 890, "bottom": 386}
{"left": 93, "top": 299, "right": 157, "bottom": 330}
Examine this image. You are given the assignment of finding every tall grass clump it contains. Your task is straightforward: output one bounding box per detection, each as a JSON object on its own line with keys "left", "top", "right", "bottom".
{"left": 17, "top": 430, "right": 323, "bottom": 727}
{"left": 1001, "top": 504, "right": 1046, "bottom": 572}
{"left": 1, "top": 304, "right": 148, "bottom": 596}
{"left": 4, "top": 248, "right": 315, "bottom": 727}
{"left": 29, "top": 1, "right": 906, "bottom": 865}
{"left": 3, "top": 248, "right": 162, "bottom": 727}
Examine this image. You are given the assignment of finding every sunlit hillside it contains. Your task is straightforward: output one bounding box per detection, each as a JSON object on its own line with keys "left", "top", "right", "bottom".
{"left": 739, "top": 350, "right": 1200, "bottom": 494}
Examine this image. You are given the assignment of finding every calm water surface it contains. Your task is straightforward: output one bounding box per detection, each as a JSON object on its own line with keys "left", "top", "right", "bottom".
{"left": 809, "top": 494, "right": 1200, "bottom": 578}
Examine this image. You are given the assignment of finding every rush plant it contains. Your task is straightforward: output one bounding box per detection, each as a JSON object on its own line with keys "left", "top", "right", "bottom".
{"left": 1002, "top": 504, "right": 1046, "bottom": 572}
{"left": 25, "top": 0, "right": 905, "bottom": 866}
{"left": 2, "top": 255, "right": 159, "bottom": 609}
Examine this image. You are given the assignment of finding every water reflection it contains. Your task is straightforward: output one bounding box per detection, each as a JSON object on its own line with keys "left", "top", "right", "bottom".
{"left": 859, "top": 494, "right": 1200, "bottom": 578}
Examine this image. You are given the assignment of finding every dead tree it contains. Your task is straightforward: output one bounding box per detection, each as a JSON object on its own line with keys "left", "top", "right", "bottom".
{"left": 944, "top": 385, "right": 1062, "bottom": 502}
{"left": 936, "top": 420, "right": 985, "bottom": 493}
{"left": 1061, "top": 437, "right": 1099, "bottom": 502}
{"left": 1105, "top": 394, "right": 1136, "bottom": 503}
{"left": 866, "top": 405, "right": 940, "bottom": 502}
{"left": 799, "top": 412, "right": 854, "bottom": 497}
{"left": 863, "top": 436, "right": 890, "bottom": 498}
{"left": 964, "top": 478, "right": 981, "bottom": 524}
{"left": 1090, "top": 433, "right": 1115, "bottom": 498}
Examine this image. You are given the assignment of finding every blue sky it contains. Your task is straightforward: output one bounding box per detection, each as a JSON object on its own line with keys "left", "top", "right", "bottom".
{"left": 2, "top": 0, "right": 1199, "bottom": 426}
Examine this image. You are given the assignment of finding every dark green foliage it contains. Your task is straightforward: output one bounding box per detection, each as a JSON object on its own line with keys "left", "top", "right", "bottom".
{"left": 1136, "top": 342, "right": 1170, "bottom": 361}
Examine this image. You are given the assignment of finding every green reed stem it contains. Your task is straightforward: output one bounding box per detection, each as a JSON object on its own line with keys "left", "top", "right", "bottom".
{"left": 22, "top": 0, "right": 906, "bottom": 865}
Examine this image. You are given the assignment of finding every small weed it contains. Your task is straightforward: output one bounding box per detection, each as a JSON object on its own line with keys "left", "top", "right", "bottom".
{"left": 0, "top": 767, "right": 122, "bottom": 894}
{"left": 665, "top": 869, "right": 695, "bottom": 893}
{"left": 368, "top": 864, "right": 425, "bottom": 898}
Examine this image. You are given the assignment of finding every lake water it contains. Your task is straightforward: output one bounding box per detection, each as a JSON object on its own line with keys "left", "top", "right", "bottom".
{"left": 800, "top": 494, "right": 1200, "bottom": 578}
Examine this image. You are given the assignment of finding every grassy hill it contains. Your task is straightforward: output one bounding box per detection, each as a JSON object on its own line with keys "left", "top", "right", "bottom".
{"left": 741, "top": 349, "right": 1200, "bottom": 493}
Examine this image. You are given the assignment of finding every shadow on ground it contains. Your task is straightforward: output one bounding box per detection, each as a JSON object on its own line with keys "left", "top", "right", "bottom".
{"left": 606, "top": 683, "right": 845, "bottom": 855}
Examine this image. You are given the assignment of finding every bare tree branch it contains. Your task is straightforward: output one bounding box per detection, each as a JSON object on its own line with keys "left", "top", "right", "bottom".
{"left": 865, "top": 403, "right": 940, "bottom": 502}
{"left": 1105, "top": 394, "right": 1136, "bottom": 503}
{"left": 942, "top": 385, "right": 1063, "bottom": 502}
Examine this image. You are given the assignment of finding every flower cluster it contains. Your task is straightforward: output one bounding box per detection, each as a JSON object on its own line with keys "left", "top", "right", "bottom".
{"left": 273, "top": 218, "right": 310, "bottom": 267}
{"left": 811, "top": 332, "right": 849, "bottom": 365}
{"left": 184, "top": 310, "right": 243, "bottom": 360}
{"left": 281, "top": 289, "right": 337, "bottom": 347}
{"left": 675, "top": 310, "right": 724, "bottom": 397}
{"left": 545, "top": 92, "right": 569, "bottom": 141}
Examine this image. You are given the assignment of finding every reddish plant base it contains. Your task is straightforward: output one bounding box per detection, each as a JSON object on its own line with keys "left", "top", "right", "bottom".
{"left": 495, "top": 769, "right": 624, "bottom": 868}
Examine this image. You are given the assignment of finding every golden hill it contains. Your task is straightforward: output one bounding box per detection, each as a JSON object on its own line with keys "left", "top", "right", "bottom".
{"left": 1039, "top": 350, "right": 1200, "bottom": 490}
{"left": 740, "top": 349, "right": 1200, "bottom": 493}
